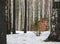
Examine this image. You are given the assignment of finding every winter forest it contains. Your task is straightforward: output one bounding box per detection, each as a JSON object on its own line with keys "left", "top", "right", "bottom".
{"left": 0, "top": 0, "right": 60, "bottom": 44}
{"left": 14, "top": 0, "right": 53, "bottom": 31}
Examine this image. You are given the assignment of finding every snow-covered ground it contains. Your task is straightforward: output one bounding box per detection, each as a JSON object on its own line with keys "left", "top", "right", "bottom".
{"left": 7, "top": 31, "right": 60, "bottom": 44}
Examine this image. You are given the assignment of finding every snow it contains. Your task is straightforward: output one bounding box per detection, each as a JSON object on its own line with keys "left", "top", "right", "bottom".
{"left": 7, "top": 31, "right": 60, "bottom": 44}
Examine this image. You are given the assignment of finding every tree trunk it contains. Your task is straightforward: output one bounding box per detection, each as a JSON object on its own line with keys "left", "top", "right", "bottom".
{"left": 45, "top": 1, "right": 60, "bottom": 41}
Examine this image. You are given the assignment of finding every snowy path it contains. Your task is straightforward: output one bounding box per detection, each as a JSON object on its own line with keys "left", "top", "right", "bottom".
{"left": 7, "top": 31, "right": 60, "bottom": 44}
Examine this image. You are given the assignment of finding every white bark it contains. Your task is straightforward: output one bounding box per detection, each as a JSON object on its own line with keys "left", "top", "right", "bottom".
{"left": 38, "top": 0, "right": 40, "bottom": 20}
{"left": 11, "top": 0, "right": 13, "bottom": 30}
{"left": 33, "top": 0, "right": 35, "bottom": 23}
{"left": 42, "top": 0, "right": 45, "bottom": 18}
{"left": 18, "top": 0, "right": 21, "bottom": 31}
